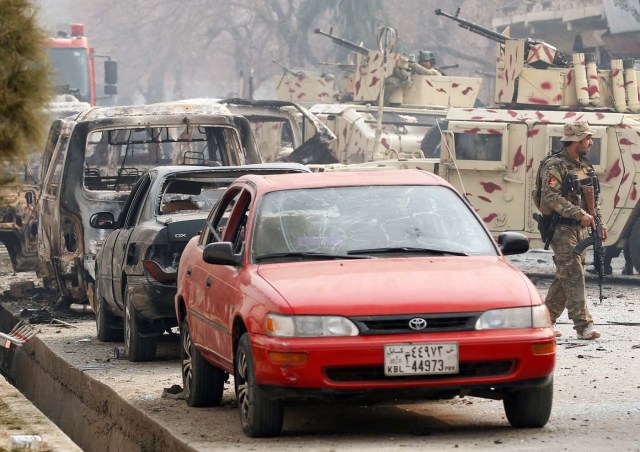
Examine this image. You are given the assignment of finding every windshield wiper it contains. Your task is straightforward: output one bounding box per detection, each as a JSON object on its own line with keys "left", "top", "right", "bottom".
{"left": 347, "top": 247, "right": 468, "bottom": 256}
{"left": 255, "top": 251, "right": 373, "bottom": 262}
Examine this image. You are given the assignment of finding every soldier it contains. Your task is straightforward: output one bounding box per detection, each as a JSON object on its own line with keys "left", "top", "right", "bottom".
{"left": 409, "top": 51, "right": 443, "bottom": 76}
{"left": 539, "top": 120, "right": 607, "bottom": 340}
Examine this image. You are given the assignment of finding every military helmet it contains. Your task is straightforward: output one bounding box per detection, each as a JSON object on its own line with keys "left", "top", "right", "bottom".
{"left": 418, "top": 50, "right": 435, "bottom": 64}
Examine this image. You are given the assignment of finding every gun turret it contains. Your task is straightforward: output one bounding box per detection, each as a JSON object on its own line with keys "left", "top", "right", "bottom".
{"left": 435, "top": 8, "right": 569, "bottom": 68}
{"left": 314, "top": 28, "right": 369, "bottom": 56}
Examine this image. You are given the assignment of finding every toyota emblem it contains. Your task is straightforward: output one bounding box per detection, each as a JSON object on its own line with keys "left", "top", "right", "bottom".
{"left": 408, "top": 317, "right": 427, "bottom": 330}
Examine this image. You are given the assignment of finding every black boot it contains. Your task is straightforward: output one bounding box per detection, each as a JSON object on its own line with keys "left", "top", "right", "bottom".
{"left": 622, "top": 263, "right": 634, "bottom": 275}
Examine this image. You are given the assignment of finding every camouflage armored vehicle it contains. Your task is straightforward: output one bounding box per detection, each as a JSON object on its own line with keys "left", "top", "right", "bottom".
{"left": 276, "top": 27, "right": 483, "bottom": 166}
{"left": 433, "top": 9, "right": 640, "bottom": 272}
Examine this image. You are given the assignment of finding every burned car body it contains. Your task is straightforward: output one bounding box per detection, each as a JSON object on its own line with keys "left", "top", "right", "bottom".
{"left": 37, "top": 101, "right": 261, "bottom": 306}
{"left": 0, "top": 95, "right": 90, "bottom": 274}
{"left": 92, "top": 164, "right": 310, "bottom": 361}
{"left": 0, "top": 160, "right": 40, "bottom": 272}
{"left": 219, "top": 99, "right": 337, "bottom": 164}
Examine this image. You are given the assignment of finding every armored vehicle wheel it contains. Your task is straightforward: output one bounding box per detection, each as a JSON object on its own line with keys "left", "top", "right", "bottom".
{"left": 180, "top": 318, "right": 225, "bottom": 407}
{"left": 95, "top": 277, "right": 123, "bottom": 343}
{"left": 235, "top": 333, "right": 283, "bottom": 437}
{"left": 124, "top": 289, "right": 157, "bottom": 362}
{"left": 503, "top": 378, "right": 553, "bottom": 428}
{"left": 630, "top": 219, "right": 640, "bottom": 274}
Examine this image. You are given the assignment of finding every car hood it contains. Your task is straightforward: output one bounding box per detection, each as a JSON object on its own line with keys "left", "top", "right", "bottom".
{"left": 256, "top": 257, "right": 536, "bottom": 315}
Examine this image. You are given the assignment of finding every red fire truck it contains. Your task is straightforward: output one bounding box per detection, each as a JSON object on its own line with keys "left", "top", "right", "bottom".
{"left": 44, "top": 23, "right": 118, "bottom": 106}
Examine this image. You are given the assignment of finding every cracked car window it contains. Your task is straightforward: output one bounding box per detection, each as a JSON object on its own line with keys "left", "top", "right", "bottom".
{"left": 251, "top": 185, "right": 497, "bottom": 260}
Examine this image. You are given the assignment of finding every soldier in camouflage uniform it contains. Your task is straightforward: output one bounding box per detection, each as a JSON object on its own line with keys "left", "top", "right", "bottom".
{"left": 539, "top": 120, "right": 607, "bottom": 340}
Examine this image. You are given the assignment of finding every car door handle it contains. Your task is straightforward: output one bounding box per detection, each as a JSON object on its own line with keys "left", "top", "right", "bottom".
{"left": 205, "top": 276, "right": 212, "bottom": 288}
{"left": 186, "top": 266, "right": 192, "bottom": 276}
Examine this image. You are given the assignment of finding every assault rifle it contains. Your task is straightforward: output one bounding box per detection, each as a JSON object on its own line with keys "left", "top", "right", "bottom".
{"left": 574, "top": 183, "right": 605, "bottom": 302}
{"left": 434, "top": 8, "right": 570, "bottom": 68}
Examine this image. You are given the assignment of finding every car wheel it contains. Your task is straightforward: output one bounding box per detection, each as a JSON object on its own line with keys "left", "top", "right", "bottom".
{"left": 180, "top": 318, "right": 225, "bottom": 407}
{"left": 95, "top": 278, "right": 123, "bottom": 342}
{"left": 234, "top": 333, "right": 283, "bottom": 437}
{"left": 124, "top": 289, "right": 157, "bottom": 362}
{"left": 503, "top": 378, "right": 553, "bottom": 428}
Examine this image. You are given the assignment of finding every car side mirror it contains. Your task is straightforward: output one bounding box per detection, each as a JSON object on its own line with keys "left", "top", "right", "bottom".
{"left": 90, "top": 211, "right": 116, "bottom": 229}
{"left": 497, "top": 232, "right": 529, "bottom": 255}
{"left": 202, "top": 242, "right": 242, "bottom": 266}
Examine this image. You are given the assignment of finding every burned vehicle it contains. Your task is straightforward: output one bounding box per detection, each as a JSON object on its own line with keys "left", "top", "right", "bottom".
{"left": 37, "top": 101, "right": 262, "bottom": 308}
{"left": 91, "top": 164, "right": 310, "bottom": 361}
{"left": 0, "top": 158, "right": 40, "bottom": 272}
{"left": 218, "top": 98, "right": 338, "bottom": 164}
{"left": 0, "top": 95, "right": 90, "bottom": 274}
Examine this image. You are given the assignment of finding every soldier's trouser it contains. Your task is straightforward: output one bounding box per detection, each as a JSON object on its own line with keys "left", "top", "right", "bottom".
{"left": 545, "top": 225, "right": 593, "bottom": 332}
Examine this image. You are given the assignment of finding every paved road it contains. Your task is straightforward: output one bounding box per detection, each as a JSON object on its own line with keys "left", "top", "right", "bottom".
{"left": 1, "top": 250, "right": 639, "bottom": 451}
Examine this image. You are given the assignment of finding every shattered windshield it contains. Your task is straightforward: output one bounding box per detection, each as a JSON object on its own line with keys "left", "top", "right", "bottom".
{"left": 252, "top": 185, "right": 497, "bottom": 261}
{"left": 158, "top": 176, "right": 232, "bottom": 215}
{"left": 84, "top": 125, "right": 240, "bottom": 192}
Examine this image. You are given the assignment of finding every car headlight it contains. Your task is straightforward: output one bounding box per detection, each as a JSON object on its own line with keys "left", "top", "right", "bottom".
{"left": 475, "top": 305, "right": 551, "bottom": 330}
{"left": 266, "top": 314, "right": 359, "bottom": 337}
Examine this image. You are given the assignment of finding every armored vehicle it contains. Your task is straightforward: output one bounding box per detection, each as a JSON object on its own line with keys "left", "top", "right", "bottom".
{"left": 37, "top": 100, "right": 262, "bottom": 306}
{"left": 276, "top": 27, "right": 483, "bottom": 165}
{"left": 433, "top": 9, "right": 640, "bottom": 272}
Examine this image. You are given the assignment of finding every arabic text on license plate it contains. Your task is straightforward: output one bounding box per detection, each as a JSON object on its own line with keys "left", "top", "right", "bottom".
{"left": 384, "top": 342, "right": 459, "bottom": 376}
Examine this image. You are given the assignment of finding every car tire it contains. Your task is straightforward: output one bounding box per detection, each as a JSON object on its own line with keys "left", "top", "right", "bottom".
{"left": 503, "top": 378, "right": 553, "bottom": 428}
{"left": 180, "top": 318, "right": 225, "bottom": 407}
{"left": 94, "top": 276, "right": 123, "bottom": 343}
{"left": 235, "top": 333, "right": 283, "bottom": 437}
{"left": 124, "top": 289, "right": 157, "bottom": 362}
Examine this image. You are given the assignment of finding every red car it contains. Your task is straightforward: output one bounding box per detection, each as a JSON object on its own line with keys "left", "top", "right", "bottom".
{"left": 175, "top": 170, "right": 555, "bottom": 437}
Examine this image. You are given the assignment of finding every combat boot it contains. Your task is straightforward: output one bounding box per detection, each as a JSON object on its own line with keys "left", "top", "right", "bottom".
{"left": 577, "top": 324, "right": 601, "bottom": 340}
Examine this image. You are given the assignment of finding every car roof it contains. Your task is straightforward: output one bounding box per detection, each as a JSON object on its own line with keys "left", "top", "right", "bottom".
{"left": 74, "top": 100, "right": 234, "bottom": 122}
{"left": 150, "top": 163, "right": 311, "bottom": 180}
{"left": 238, "top": 169, "right": 448, "bottom": 192}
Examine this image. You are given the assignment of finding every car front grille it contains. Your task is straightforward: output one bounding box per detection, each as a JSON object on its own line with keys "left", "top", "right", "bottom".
{"left": 351, "top": 312, "right": 481, "bottom": 335}
{"left": 325, "top": 360, "right": 514, "bottom": 382}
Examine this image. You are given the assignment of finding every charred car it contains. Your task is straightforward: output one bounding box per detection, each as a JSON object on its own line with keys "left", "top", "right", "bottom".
{"left": 0, "top": 95, "right": 89, "bottom": 274}
{"left": 0, "top": 158, "right": 40, "bottom": 272}
{"left": 219, "top": 98, "right": 338, "bottom": 165}
{"left": 37, "top": 101, "right": 262, "bottom": 308}
{"left": 91, "top": 163, "right": 310, "bottom": 361}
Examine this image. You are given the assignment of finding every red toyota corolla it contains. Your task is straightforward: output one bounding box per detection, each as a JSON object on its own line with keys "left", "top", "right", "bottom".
{"left": 175, "top": 170, "right": 555, "bottom": 437}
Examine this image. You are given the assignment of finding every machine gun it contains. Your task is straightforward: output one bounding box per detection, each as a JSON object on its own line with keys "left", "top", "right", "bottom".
{"left": 272, "top": 59, "right": 306, "bottom": 78}
{"left": 434, "top": 8, "right": 570, "bottom": 68}
{"left": 574, "top": 182, "right": 605, "bottom": 303}
{"left": 314, "top": 28, "right": 369, "bottom": 56}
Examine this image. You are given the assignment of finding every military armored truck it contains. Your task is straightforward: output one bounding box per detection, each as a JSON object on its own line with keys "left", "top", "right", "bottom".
{"left": 433, "top": 8, "right": 640, "bottom": 272}
{"left": 276, "top": 27, "right": 483, "bottom": 165}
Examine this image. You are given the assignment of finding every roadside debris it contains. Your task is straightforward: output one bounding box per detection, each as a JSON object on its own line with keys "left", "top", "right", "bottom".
{"left": 162, "top": 385, "right": 184, "bottom": 400}
{"left": 0, "top": 320, "right": 37, "bottom": 348}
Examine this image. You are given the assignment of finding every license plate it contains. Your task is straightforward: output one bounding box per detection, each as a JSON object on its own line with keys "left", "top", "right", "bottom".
{"left": 384, "top": 342, "right": 459, "bottom": 376}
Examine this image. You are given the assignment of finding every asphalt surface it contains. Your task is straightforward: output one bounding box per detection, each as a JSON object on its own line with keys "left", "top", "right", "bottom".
{"left": 0, "top": 248, "right": 639, "bottom": 451}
